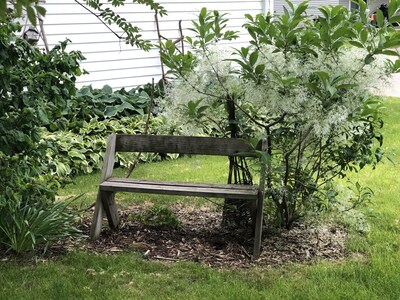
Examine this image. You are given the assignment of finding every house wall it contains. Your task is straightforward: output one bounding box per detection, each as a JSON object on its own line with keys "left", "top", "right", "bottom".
{"left": 339, "top": 0, "right": 350, "bottom": 9}
{"left": 40, "top": 0, "right": 263, "bottom": 90}
{"left": 367, "top": 0, "right": 389, "bottom": 13}
{"left": 273, "top": 0, "right": 339, "bottom": 16}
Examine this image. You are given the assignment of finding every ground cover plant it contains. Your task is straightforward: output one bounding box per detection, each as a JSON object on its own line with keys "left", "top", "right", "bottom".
{"left": 0, "top": 97, "right": 399, "bottom": 299}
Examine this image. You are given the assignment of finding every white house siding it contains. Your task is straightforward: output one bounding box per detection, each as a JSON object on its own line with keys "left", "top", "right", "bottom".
{"left": 339, "top": 0, "right": 350, "bottom": 9}
{"left": 367, "top": 0, "right": 389, "bottom": 13}
{"left": 41, "top": 0, "right": 263, "bottom": 89}
{"left": 273, "top": 0, "right": 341, "bottom": 16}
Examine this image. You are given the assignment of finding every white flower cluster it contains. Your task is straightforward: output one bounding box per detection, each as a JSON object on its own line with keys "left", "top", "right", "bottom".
{"left": 161, "top": 42, "right": 391, "bottom": 138}
{"left": 160, "top": 44, "right": 243, "bottom": 134}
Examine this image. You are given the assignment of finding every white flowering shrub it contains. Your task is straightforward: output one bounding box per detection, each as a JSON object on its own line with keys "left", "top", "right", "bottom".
{"left": 160, "top": 1, "right": 400, "bottom": 228}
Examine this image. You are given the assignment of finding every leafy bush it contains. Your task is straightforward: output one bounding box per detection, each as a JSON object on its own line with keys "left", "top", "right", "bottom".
{"left": 0, "top": 17, "right": 83, "bottom": 253}
{"left": 58, "top": 85, "right": 151, "bottom": 132}
{"left": 41, "top": 115, "right": 180, "bottom": 177}
{"left": 159, "top": 2, "right": 400, "bottom": 228}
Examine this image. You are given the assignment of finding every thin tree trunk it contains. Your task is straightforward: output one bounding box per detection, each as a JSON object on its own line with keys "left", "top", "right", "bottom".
{"left": 221, "top": 95, "right": 253, "bottom": 228}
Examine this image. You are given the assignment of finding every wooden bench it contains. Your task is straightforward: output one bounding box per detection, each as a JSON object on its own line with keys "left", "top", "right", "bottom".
{"left": 90, "top": 134, "right": 266, "bottom": 258}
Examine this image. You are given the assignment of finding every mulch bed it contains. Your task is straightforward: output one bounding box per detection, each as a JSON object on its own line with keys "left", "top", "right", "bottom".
{"left": 1, "top": 203, "right": 348, "bottom": 268}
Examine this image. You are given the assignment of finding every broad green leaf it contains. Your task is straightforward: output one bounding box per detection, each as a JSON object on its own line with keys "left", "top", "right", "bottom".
{"left": 245, "top": 14, "right": 253, "bottom": 22}
{"left": 348, "top": 41, "right": 364, "bottom": 48}
{"left": 205, "top": 33, "right": 215, "bottom": 43}
{"left": 35, "top": 5, "right": 46, "bottom": 17}
{"left": 26, "top": 5, "right": 37, "bottom": 26}
{"left": 360, "top": 30, "right": 368, "bottom": 43}
{"left": 104, "top": 106, "right": 118, "bottom": 117}
{"left": 389, "top": 15, "right": 400, "bottom": 24}
{"left": 376, "top": 9, "right": 384, "bottom": 27}
{"left": 102, "top": 85, "right": 113, "bottom": 94}
{"left": 255, "top": 64, "right": 265, "bottom": 75}
{"left": 68, "top": 150, "right": 86, "bottom": 160}
{"left": 249, "top": 51, "right": 258, "bottom": 66}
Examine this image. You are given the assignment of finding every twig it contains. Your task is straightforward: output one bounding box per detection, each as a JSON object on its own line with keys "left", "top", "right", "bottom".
{"left": 75, "top": 0, "right": 125, "bottom": 42}
{"left": 240, "top": 245, "right": 252, "bottom": 259}
{"left": 154, "top": 256, "right": 179, "bottom": 261}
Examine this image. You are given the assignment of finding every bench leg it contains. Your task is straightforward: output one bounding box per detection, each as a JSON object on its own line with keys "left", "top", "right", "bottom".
{"left": 253, "top": 191, "right": 264, "bottom": 259}
{"left": 90, "top": 191, "right": 104, "bottom": 240}
{"left": 101, "top": 191, "right": 120, "bottom": 230}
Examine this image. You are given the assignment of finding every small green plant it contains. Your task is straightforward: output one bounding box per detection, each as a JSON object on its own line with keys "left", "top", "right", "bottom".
{"left": 131, "top": 205, "right": 181, "bottom": 229}
{"left": 0, "top": 197, "right": 81, "bottom": 254}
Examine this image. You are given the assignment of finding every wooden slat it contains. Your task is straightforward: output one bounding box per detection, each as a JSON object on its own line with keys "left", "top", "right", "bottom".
{"left": 90, "top": 134, "right": 118, "bottom": 239}
{"left": 252, "top": 139, "right": 268, "bottom": 259}
{"left": 100, "top": 178, "right": 259, "bottom": 200}
{"left": 107, "top": 178, "right": 257, "bottom": 191}
{"left": 101, "top": 191, "right": 119, "bottom": 229}
{"left": 101, "top": 134, "right": 117, "bottom": 182}
{"left": 115, "top": 134, "right": 256, "bottom": 156}
{"left": 89, "top": 191, "right": 105, "bottom": 239}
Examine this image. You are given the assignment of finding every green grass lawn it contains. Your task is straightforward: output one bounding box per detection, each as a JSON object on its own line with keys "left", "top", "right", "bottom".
{"left": 1, "top": 97, "right": 399, "bottom": 300}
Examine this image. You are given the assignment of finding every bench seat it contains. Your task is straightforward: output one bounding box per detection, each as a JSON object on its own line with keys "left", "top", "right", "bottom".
{"left": 101, "top": 178, "right": 259, "bottom": 200}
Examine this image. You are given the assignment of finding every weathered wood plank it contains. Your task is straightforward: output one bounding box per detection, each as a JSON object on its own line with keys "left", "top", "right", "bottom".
{"left": 106, "top": 178, "right": 258, "bottom": 191}
{"left": 101, "top": 191, "right": 119, "bottom": 229}
{"left": 115, "top": 134, "right": 256, "bottom": 156}
{"left": 90, "top": 134, "right": 118, "bottom": 239}
{"left": 100, "top": 179, "right": 259, "bottom": 200}
{"left": 101, "top": 134, "right": 117, "bottom": 182}
{"left": 252, "top": 139, "right": 268, "bottom": 259}
{"left": 89, "top": 191, "right": 105, "bottom": 239}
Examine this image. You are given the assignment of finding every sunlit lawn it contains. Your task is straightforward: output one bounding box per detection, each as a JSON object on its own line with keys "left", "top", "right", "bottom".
{"left": 0, "top": 97, "right": 399, "bottom": 300}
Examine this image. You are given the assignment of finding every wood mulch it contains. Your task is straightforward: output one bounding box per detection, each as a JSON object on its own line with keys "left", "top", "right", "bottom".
{"left": 1, "top": 203, "right": 348, "bottom": 268}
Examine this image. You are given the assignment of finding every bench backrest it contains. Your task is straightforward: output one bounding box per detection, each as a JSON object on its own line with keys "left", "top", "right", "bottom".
{"left": 101, "top": 134, "right": 263, "bottom": 183}
{"left": 115, "top": 134, "right": 257, "bottom": 156}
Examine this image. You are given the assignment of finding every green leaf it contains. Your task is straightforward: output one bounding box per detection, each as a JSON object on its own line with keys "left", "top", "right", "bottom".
{"left": 389, "top": 15, "right": 400, "bottom": 24}
{"left": 0, "top": 0, "right": 6, "bottom": 21}
{"left": 205, "top": 33, "right": 215, "bottom": 43}
{"left": 104, "top": 106, "right": 118, "bottom": 117}
{"left": 35, "top": 5, "right": 46, "bottom": 17}
{"left": 200, "top": 7, "right": 207, "bottom": 18}
{"left": 305, "top": 83, "right": 324, "bottom": 98}
{"left": 249, "top": 51, "right": 258, "bottom": 66}
{"left": 26, "top": 5, "right": 37, "bottom": 26}
{"left": 380, "top": 50, "right": 400, "bottom": 56}
{"left": 388, "top": 0, "right": 397, "bottom": 18}
{"left": 255, "top": 64, "right": 265, "bottom": 75}
{"left": 348, "top": 41, "right": 364, "bottom": 48}
{"left": 37, "top": 108, "right": 49, "bottom": 124}
{"left": 376, "top": 9, "right": 384, "bottom": 27}
{"left": 364, "top": 54, "right": 375, "bottom": 65}
{"left": 102, "top": 85, "right": 113, "bottom": 94}
{"left": 327, "top": 85, "right": 337, "bottom": 97}
{"left": 245, "top": 14, "right": 253, "bottom": 22}
{"left": 68, "top": 150, "right": 86, "bottom": 160}
{"left": 360, "top": 30, "right": 368, "bottom": 43}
